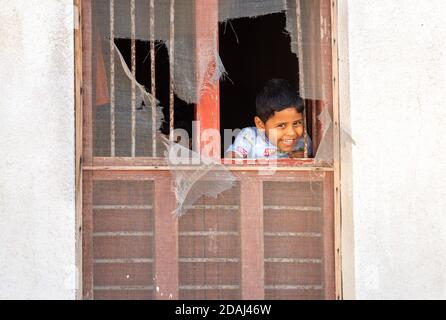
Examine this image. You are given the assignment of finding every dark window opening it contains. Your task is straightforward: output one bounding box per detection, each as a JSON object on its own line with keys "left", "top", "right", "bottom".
{"left": 219, "top": 13, "right": 313, "bottom": 155}
{"left": 113, "top": 39, "right": 194, "bottom": 138}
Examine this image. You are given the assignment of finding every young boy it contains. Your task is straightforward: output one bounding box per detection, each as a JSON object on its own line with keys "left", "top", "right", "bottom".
{"left": 226, "top": 79, "right": 313, "bottom": 159}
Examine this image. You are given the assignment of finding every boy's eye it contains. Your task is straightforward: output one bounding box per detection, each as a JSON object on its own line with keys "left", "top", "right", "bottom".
{"left": 277, "top": 124, "right": 286, "bottom": 128}
{"left": 293, "top": 120, "right": 303, "bottom": 127}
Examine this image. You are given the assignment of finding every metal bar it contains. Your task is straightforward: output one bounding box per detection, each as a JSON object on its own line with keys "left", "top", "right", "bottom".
{"left": 150, "top": 0, "right": 157, "bottom": 156}
{"left": 131, "top": 0, "right": 136, "bottom": 157}
{"left": 169, "top": 0, "right": 175, "bottom": 142}
{"left": 296, "top": 0, "right": 309, "bottom": 158}
{"left": 110, "top": 0, "right": 115, "bottom": 156}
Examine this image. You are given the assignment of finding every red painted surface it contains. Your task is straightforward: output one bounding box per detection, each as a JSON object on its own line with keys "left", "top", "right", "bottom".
{"left": 195, "top": 0, "right": 220, "bottom": 158}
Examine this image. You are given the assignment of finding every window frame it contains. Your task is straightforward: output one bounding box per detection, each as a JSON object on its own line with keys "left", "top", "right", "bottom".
{"left": 75, "top": 0, "right": 342, "bottom": 300}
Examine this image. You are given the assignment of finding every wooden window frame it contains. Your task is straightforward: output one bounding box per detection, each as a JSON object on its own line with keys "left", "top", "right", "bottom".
{"left": 75, "top": 0, "right": 342, "bottom": 300}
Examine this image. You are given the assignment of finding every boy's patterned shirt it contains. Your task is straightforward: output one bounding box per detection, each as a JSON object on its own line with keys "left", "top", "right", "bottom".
{"left": 226, "top": 127, "right": 313, "bottom": 159}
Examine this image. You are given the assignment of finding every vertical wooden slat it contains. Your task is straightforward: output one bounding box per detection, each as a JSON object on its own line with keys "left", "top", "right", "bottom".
{"left": 322, "top": 172, "right": 335, "bottom": 299}
{"left": 307, "top": 0, "right": 321, "bottom": 152}
{"left": 195, "top": 0, "right": 220, "bottom": 158}
{"left": 317, "top": 0, "right": 337, "bottom": 299}
{"left": 169, "top": 0, "right": 175, "bottom": 142}
{"left": 110, "top": 0, "right": 115, "bottom": 157}
{"left": 240, "top": 179, "right": 264, "bottom": 299}
{"left": 320, "top": 0, "right": 334, "bottom": 113}
{"left": 295, "top": 0, "right": 308, "bottom": 158}
{"left": 82, "top": 0, "right": 93, "bottom": 166}
{"left": 94, "top": 32, "right": 110, "bottom": 107}
{"left": 130, "top": 0, "right": 136, "bottom": 157}
{"left": 330, "top": 0, "right": 343, "bottom": 300}
{"left": 82, "top": 171, "right": 94, "bottom": 299}
{"left": 74, "top": 0, "right": 83, "bottom": 300}
{"left": 318, "top": 0, "right": 334, "bottom": 146}
{"left": 82, "top": 0, "right": 94, "bottom": 300}
{"left": 153, "top": 179, "right": 178, "bottom": 299}
{"left": 150, "top": 0, "right": 157, "bottom": 156}
{"left": 311, "top": 100, "right": 318, "bottom": 153}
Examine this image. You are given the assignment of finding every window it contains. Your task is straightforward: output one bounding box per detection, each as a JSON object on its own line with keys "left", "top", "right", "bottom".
{"left": 77, "top": 0, "right": 341, "bottom": 300}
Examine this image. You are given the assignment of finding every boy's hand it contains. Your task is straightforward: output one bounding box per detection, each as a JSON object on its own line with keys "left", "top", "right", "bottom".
{"left": 288, "top": 150, "right": 304, "bottom": 158}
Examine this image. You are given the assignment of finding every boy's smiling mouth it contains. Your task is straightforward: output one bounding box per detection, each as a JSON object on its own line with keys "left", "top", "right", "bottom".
{"left": 281, "top": 138, "right": 296, "bottom": 146}
{"left": 278, "top": 137, "right": 298, "bottom": 151}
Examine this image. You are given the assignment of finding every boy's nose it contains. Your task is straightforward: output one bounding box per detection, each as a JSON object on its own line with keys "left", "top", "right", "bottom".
{"left": 285, "top": 126, "right": 297, "bottom": 137}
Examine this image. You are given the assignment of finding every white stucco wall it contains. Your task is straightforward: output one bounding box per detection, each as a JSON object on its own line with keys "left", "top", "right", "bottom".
{"left": 339, "top": 0, "right": 446, "bottom": 299}
{"left": 0, "top": 0, "right": 75, "bottom": 299}
{"left": 1, "top": 0, "right": 446, "bottom": 300}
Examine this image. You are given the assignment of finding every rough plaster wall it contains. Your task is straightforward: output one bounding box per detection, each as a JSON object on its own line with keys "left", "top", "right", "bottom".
{"left": 341, "top": 0, "right": 446, "bottom": 299}
{"left": 0, "top": 0, "right": 75, "bottom": 299}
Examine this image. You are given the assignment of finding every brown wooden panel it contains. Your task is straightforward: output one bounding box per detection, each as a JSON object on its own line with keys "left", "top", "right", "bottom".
{"left": 179, "top": 209, "right": 239, "bottom": 232}
{"left": 264, "top": 263, "right": 323, "bottom": 286}
{"left": 153, "top": 179, "right": 179, "bottom": 300}
{"left": 322, "top": 172, "right": 336, "bottom": 299}
{"left": 179, "top": 290, "right": 240, "bottom": 300}
{"left": 191, "top": 183, "right": 240, "bottom": 205}
{"left": 82, "top": 171, "right": 94, "bottom": 299}
{"left": 179, "top": 235, "right": 240, "bottom": 258}
{"left": 264, "top": 210, "right": 322, "bottom": 233}
{"left": 93, "top": 180, "right": 153, "bottom": 205}
{"left": 93, "top": 236, "right": 153, "bottom": 259}
{"left": 263, "top": 181, "right": 323, "bottom": 207}
{"left": 240, "top": 179, "right": 264, "bottom": 300}
{"left": 265, "top": 289, "right": 323, "bottom": 300}
{"left": 82, "top": 0, "right": 93, "bottom": 165}
{"left": 94, "top": 290, "right": 153, "bottom": 300}
{"left": 264, "top": 236, "right": 322, "bottom": 259}
{"left": 179, "top": 262, "right": 240, "bottom": 285}
{"left": 94, "top": 209, "right": 153, "bottom": 232}
{"left": 94, "top": 263, "right": 153, "bottom": 286}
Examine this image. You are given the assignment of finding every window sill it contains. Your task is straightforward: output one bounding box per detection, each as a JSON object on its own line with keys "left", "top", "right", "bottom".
{"left": 84, "top": 157, "right": 334, "bottom": 172}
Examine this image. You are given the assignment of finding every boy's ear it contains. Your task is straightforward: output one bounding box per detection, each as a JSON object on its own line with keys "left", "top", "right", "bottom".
{"left": 254, "top": 116, "right": 265, "bottom": 130}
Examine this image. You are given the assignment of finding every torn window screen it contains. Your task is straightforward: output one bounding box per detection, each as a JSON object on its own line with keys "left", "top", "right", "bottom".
{"left": 85, "top": 0, "right": 339, "bottom": 301}
{"left": 92, "top": 0, "right": 333, "bottom": 161}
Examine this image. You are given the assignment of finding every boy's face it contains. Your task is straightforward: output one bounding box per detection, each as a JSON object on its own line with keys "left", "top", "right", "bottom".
{"left": 255, "top": 107, "right": 304, "bottom": 153}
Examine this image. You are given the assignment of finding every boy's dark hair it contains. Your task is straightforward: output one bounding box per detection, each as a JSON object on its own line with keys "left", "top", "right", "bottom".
{"left": 255, "top": 79, "right": 304, "bottom": 123}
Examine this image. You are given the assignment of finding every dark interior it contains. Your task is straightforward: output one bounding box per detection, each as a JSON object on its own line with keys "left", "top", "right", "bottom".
{"left": 219, "top": 13, "right": 299, "bottom": 137}
{"left": 113, "top": 12, "right": 304, "bottom": 156}
{"left": 114, "top": 39, "right": 195, "bottom": 137}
